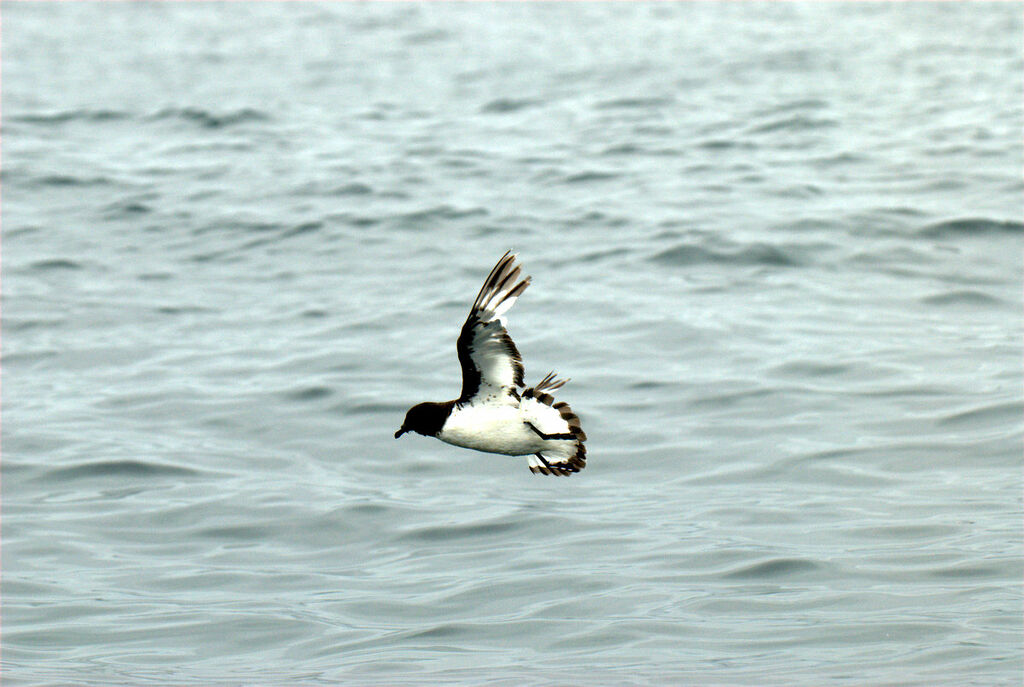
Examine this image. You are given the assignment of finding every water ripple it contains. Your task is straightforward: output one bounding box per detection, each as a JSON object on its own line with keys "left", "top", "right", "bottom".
{"left": 39, "top": 460, "right": 202, "bottom": 482}
{"left": 150, "top": 107, "right": 270, "bottom": 129}
{"left": 722, "top": 558, "right": 823, "bottom": 579}
{"left": 650, "top": 242, "right": 806, "bottom": 267}
{"left": 480, "top": 98, "right": 537, "bottom": 114}
{"left": 937, "top": 400, "right": 1024, "bottom": 429}
{"left": 11, "top": 108, "right": 131, "bottom": 124}
{"left": 919, "top": 217, "right": 1024, "bottom": 238}
{"left": 920, "top": 289, "right": 1003, "bottom": 307}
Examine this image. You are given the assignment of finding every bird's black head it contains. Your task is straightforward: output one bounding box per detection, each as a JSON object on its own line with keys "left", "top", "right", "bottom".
{"left": 395, "top": 401, "right": 453, "bottom": 439}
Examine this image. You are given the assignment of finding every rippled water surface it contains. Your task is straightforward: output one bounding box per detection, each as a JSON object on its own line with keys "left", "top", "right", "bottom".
{"left": 3, "top": 3, "right": 1022, "bottom": 685}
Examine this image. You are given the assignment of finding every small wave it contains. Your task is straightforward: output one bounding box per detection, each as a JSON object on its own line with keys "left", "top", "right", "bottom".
{"left": 155, "top": 305, "right": 214, "bottom": 315}
{"left": 347, "top": 402, "right": 403, "bottom": 415}
{"left": 922, "top": 179, "right": 968, "bottom": 193}
{"left": 595, "top": 96, "right": 675, "bottom": 110}
{"left": 399, "top": 520, "right": 520, "bottom": 543}
{"left": 406, "top": 623, "right": 473, "bottom": 640}
{"left": 579, "top": 247, "right": 631, "bottom": 263}
{"left": 846, "top": 523, "right": 957, "bottom": 541}
{"left": 402, "top": 28, "right": 452, "bottom": 45}
{"left": 696, "top": 139, "right": 756, "bottom": 151}
{"left": 918, "top": 217, "right": 1024, "bottom": 238}
{"left": 331, "top": 213, "right": 381, "bottom": 228}
{"left": 196, "top": 525, "right": 271, "bottom": 542}
{"left": 189, "top": 219, "right": 321, "bottom": 262}
{"left": 393, "top": 205, "right": 487, "bottom": 228}
{"left": 812, "top": 151, "right": 868, "bottom": 167}
{"left": 329, "top": 182, "right": 374, "bottom": 196}
{"left": 567, "top": 210, "right": 628, "bottom": 228}
{"left": 5, "top": 225, "right": 41, "bottom": 239}
{"left": 920, "top": 289, "right": 1002, "bottom": 307}
{"left": 35, "top": 174, "right": 112, "bottom": 187}
{"left": 193, "top": 219, "right": 283, "bottom": 236}
{"left": 282, "top": 221, "right": 324, "bottom": 238}
{"left": 689, "top": 387, "right": 773, "bottom": 408}
{"left": 103, "top": 199, "right": 153, "bottom": 217}
{"left": 629, "top": 380, "right": 673, "bottom": 391}
{"left": 151, "top": 106, "right": 270, "bottom": 129}
{"left": 756, "top": 98, "right": 830, "bottom": 116}
{"left": 11, "top": 108, "right": 130, "bottom": 125}
{"left": 937, "top": 400, "right": 1023, "bottom": 429}
{"left": 341, "top": 502, "right": 391, "bottom": 518}
{"left": 480, "top": 98, "right": 536, "bottom": 114}
{"left": 3, "top": 318, "right": 65, "bottom": 333}
{"left": 879, "top": 205, "right": 928, "bottom": 218}
{"left": 748, "top": 115, "right": 838, "bottom": 134}
{"left": 651, "top": 242, "right": 804, "bottom": 267}
{"left": 771, "top": 361, "right": 851, "bottom": 377}
{"left": 600, "top": 143, "right": 642, "bottom": 155}
{"left": 926, "top": 563, "right": 1004, "bottom": 579}
{"left": 770, "top": 217, "right": 842, "bottom": 232}
{"left": 603, "top": 143, "right": 680, "bottom": 157}
{"left": 773, "top": 183, "right": 825, "bottom": 199}
{"left": 138, "top": 272, "right": 174, "bottom": 282}
{"left": 723, "top": 557, "right": 821, "bottom": 579}
{"left": 633, "top": 124, "right": 674, "bottom": 136}
{"left": 300, "top": 308, "right": 329, "bottom": 319}
{"left": 42, "top": 460, "right": 200, "bottom": 482}
{"left": 30, "top": 259, "right": 83, "bottom": 271}
{"left": 284, "top": 386, "right": 333, "bottom": 402}
{"left": 562, "top": 171, "right": 621, "bottom": 184}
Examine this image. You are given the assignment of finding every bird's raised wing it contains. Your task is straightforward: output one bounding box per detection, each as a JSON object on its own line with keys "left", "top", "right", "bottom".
{"left": 456, "top": 251, "right": 530, "bottom": 403}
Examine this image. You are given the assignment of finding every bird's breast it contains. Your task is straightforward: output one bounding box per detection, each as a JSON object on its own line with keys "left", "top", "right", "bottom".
{"left": 437, "top": 403, "right": 539, "bottom": 456}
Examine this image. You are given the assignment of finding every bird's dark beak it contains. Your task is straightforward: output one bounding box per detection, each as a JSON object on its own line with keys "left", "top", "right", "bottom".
{"left": 394, "top": 428, "right": 407, "bottom": 439}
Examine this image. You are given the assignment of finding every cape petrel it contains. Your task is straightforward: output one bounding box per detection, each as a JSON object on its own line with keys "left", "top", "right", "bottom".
{"left": 395, "top": 251, "right": 587, "bottom": 476}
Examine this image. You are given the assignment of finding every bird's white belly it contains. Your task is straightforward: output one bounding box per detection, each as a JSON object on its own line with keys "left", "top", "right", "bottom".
{"left": 438, "top": 403, "right": 541, "bottom": 456}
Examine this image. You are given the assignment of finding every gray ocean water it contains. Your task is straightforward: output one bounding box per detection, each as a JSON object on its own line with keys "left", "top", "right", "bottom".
{"left": 3, "top": 2, "right": 1022, "bottom": 685}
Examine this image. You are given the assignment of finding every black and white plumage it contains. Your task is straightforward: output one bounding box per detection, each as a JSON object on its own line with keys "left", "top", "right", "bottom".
{"left": 395, "top": 251, "right": 587, "bottom": 476}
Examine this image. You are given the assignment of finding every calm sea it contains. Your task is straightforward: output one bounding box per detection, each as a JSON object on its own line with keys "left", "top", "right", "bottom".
{"left": 3, "top": 2, "right": 1022, "bottom": 685}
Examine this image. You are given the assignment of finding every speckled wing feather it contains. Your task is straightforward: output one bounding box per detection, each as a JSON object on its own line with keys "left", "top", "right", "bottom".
{"left": 456, "top": 251, "right": 531, "bottom": 403}
{"left": 522, "top": 381, "right": 587, "bottom": 476}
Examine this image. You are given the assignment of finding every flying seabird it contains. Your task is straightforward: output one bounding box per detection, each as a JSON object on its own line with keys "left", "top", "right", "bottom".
{"left": 395, "top": 251, "right": 587, "bottom": 476}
